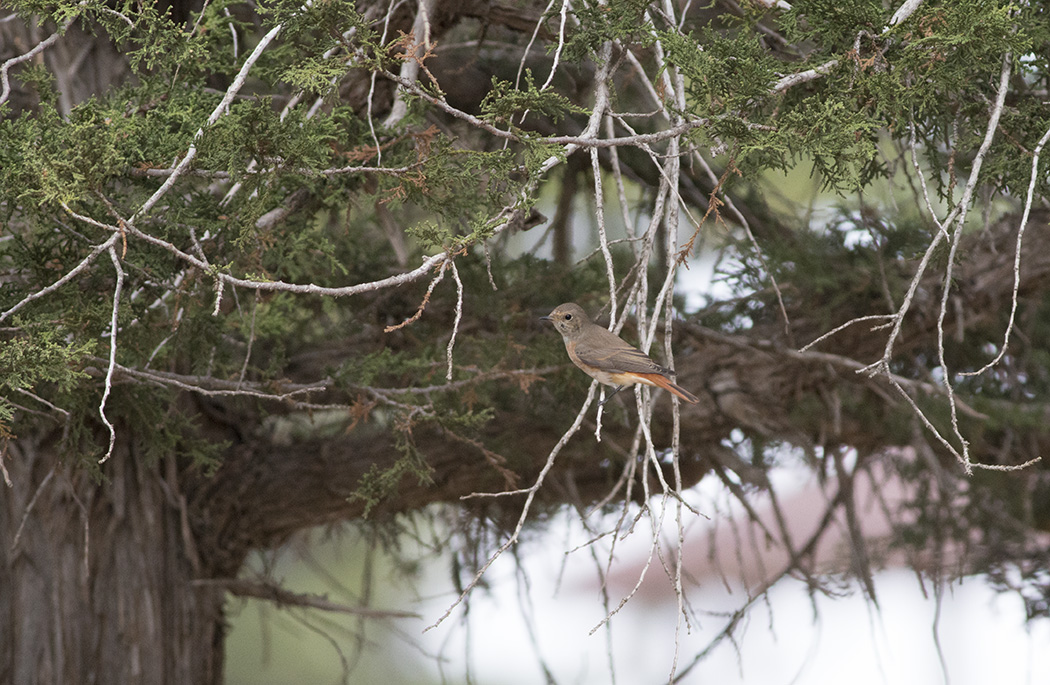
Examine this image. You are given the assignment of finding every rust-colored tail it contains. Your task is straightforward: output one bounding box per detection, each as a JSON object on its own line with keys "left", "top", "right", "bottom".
{"left": 640, "top": 373, "right": 699, "bottom": 404}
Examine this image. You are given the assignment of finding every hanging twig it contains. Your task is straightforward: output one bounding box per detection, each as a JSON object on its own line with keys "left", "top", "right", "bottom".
{"left": 445, "top": 261, "right": 463, "bottom": 381}
{"left": 97, "top": 246, "right": 125, "bottom": 463}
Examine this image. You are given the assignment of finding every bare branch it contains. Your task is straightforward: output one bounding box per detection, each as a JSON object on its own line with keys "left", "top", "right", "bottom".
{"left": 542, "top": 117, "right": 711, "bottom": 148}
{"left": 0, "top": 14, "right": 76, "bottom": 106}
{"left": 95, "top": 360, "right": 328, "bottom": 401}
{"left": 933, "top": 53, "right": 1013, "bottom": 473}
{"left": 64, "top": 201, "right": 458, "bottom": 299}
{"left": 961, "top": 118, "right": 1050, "bottom": 378}
{"left": 132, "top": 163, "right": 423, "bottom": 179}
{"left": 12, "top": 388, "right": 71, "bottom": 419}
{"left": 772, "top": 59, "right": 839, "bottom": 93}
{"left": 97, "top": 246, "right": 125, "bottom": 463}
{"left": 771, "top": 0, "right": 926, "bottom": 95}
{"left": 591, "top": 144, "right": 618, "bottom": 319}
{"left": 0, "top": 233, "right": 120, "bottom": 324}
{"left": 888, "top": 0, "right": 924, "bottom": 26}
{"left": 131, "top": 21, "right": 285, "bottom": 223}
{"left": 445, "top": 260, "right": 463, "bottom": 381}
{"left": 195, "top": 578, "right": 421, "bottom": 618}
{"left": 237, "top": 291, "right": 260, "bottom": 385}
{"left": 798, "top": 314, "right": 896, "bottom": 353}
{"left": 383, "top": 0, "right": 435, "bottom": 129}
{"left": 0, "top": 444, "right": 9, "bottom": 488}
{"left": 381, "top": 68, "right": 519, "bottom": 141}
{"left": 10, "top": 467, "right": 55, "bottom": 551}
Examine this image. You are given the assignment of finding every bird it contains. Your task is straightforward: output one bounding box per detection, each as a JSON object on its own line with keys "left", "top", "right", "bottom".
{"left": 541, "top": 302, "right": 699, "bottom": 405}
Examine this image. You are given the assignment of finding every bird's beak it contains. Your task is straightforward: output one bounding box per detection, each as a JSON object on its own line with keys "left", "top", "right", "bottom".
{"left": 539, "top": 315, "right": 551, "bottom": 321}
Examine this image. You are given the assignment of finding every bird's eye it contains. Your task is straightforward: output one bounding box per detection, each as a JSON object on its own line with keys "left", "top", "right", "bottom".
{"left": 564, "top": 314, "right": 572, "bottom": 320}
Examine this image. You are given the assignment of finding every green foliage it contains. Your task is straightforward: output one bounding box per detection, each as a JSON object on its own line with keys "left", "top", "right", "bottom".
{"left": 111, "top": 385, "right": 229, "bottom": 470}
{"left": 0, "top": 324, "right": 95, "bottom": 434}
{"left": 393, "top": 141, "right": 535, "bottom": 251}
{"left": 563, "top": 0, "right": 655, "bottom": 61}
{"left": 263, "top": 0, "right": 382, "bottom": 91}
{"left": 662, "top": 27, "right": 775, "bottom": 116}
{"left": 199, "top": 98, "right": 340, "bottom": 176}
{"left": 763, "top": 95, "right": 883, "bottom": 190}
{"left": 781, "top": 0, "right": 884, "bottom": 50}
{"left": 350, "top": 427, "right": 434, "bottom": 518}
{"left": 479, "top": 71, "right": 589, "bottom": 126}
{"left": 0, "top": 325, "right": 94, "bottom": 391}
{"left": 338, "top": 348, "right": 438, "bottom": 388}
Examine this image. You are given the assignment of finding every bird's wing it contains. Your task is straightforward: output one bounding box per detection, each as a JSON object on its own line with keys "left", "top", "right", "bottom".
{"left": 574, "top": 327, "right": 669, "bottom": 375}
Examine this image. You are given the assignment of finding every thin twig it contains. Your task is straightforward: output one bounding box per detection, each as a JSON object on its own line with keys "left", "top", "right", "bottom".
{"left": 384, "top": 262, "right": 448, "bottom": 332}
{"left": 798, "top": 314, "right": 896, "bottom": 353}
{"left": 98, "top": 246, "right": 125, "bottom": 463}
{"left": 961, "top": 118, "right": 1050, "bottom": 378}
{"left": 427, "top": 383, "right": 600, "bottom": 631}
{"left": 931, "top": 53, "right": 1013, "bottom": 473}
{"left": 195, "top": 578, "right": 420, "bottom": 618}
{"left": 10, "top": 467, "right": 56, "bottom": 551}
{"left": 13, "top": 388, "right": 72, "bottom": 419}
{"left": 0, "top": 14, "right": 77, "bottom": 106}
{"left": 99, "top": 359, "right": 325, "bottom": 397}
{"left": 0, "top": 233, "right": 120, "bottom": 324}
{"left": 445, "top": 261, "right": 463, "bottom": 381}
{"left": 133, "top": 163, "right": 422, "bottom": 178}
{"left": 772, "top": 59, "right": 839, "bottom": 93}
{"left": 591, "top": 146, "right": 618, "bottom": 320}
{"left": 132, "top": 20, "right": 286, "bottom": 223}
{"left": 0, "top": 443, "right": 10, "bottom": 488}
{"left": 237, "top": 291, "right": 259, "bottom": 385}
{"left": 539, "top": 0, "right": 570, "bottom": 91}
{"left": 64, "top": 201, "right": 459, "bottom": 300}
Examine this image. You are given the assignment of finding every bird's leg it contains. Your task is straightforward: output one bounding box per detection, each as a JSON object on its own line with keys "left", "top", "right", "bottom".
{"left": 598, "top": 385, "right": 625, "bottom": 407}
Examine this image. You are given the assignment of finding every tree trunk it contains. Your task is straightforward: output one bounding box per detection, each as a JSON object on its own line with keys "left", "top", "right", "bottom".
{"left": 1, "top": 433, "right": 226, "bottom": 685}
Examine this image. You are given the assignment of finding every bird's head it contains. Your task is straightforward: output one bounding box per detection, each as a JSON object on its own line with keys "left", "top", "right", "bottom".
{"left": 541, "top": 302, "right": 589, "bottom": 340}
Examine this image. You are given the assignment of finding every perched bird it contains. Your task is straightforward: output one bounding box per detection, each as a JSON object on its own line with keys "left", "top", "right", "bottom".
{"left": 541, "top": 303, "right": 699, "bottom": 405}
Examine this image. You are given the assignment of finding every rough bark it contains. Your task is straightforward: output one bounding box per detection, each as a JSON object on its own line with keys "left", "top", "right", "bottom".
{"left": 1, "top": 435, "right": 226, "bottom": 685}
